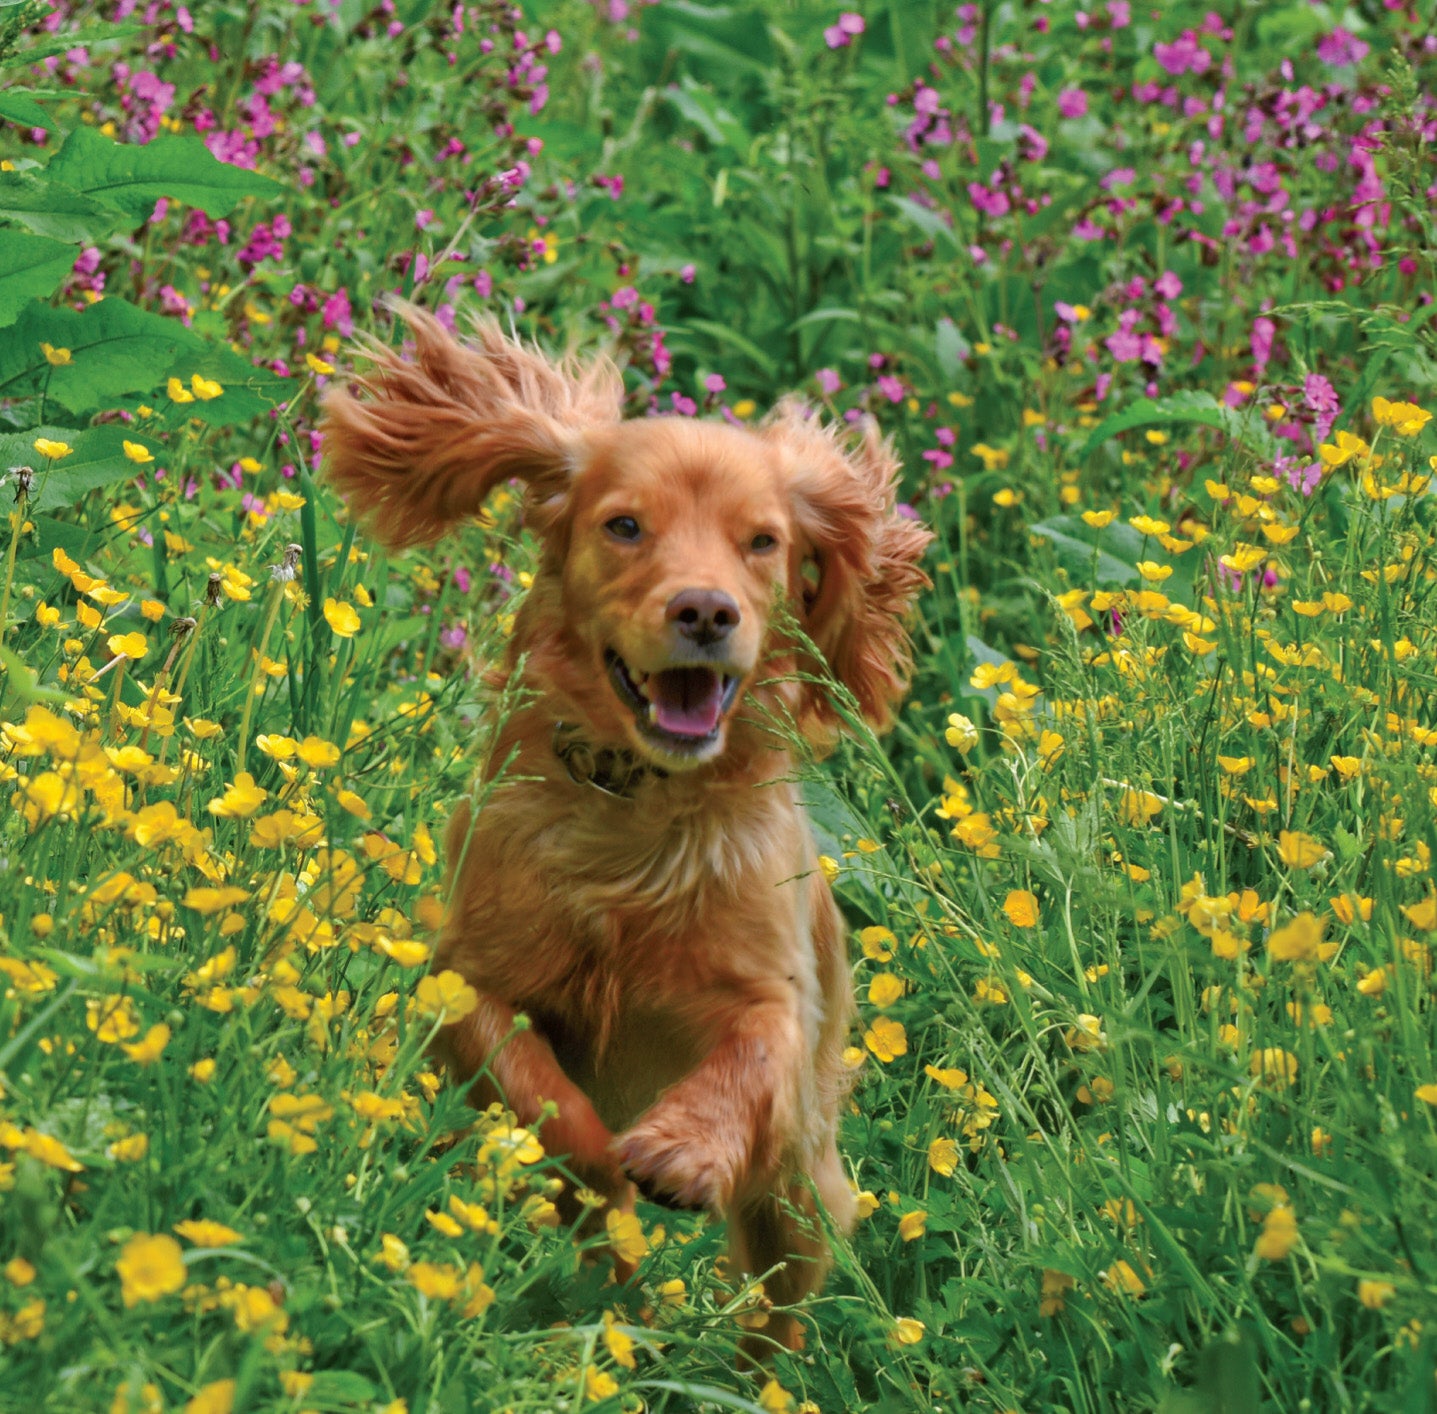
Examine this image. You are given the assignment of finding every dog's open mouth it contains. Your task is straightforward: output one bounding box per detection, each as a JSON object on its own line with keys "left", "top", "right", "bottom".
{"left": 606, "top": 649, "right": 740, "bottom": 749}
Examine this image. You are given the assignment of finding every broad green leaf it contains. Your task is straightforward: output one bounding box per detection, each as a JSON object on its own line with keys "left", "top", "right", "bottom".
{"left": 0, "top": 645, "right": 72, "bottom": 705}
{"left": 0, "top": 23, "right": 147, "bottom": 71}
{"left": 974, "top": 136, "right": 1008, "bottom": 180}
{"left": 676, "top": 317, "right": 779, "bottom": 380}
{"left": 633, "top": 1381, "right": 767, "bottom": 1413}
{"left": 125, "top": 345, "right": 288, "bottom": 427}
{"left": 0, "top": 299, "right": 203, "bottom": 412}
{"left": 0, "top": 87, "right": 53, "bottom": 131}
{"left": 0, "top": 298, "right": 285, "bottom": 423}
{"left": 16, "top": 511, "right": 97, "bottom": 563}
{"left": 661, "top": 79, "right": 746, "bottom": 150}
{"left": 641, "top": 2, "right": 776, "bottom": 78}
{"left": 0, "top": 170, "right": 127, "bottom": 242}
{"left": 45, "top": 126, "right": 284, "bottom": 221}
{"left": 0, "top": 425, "right": 138, "bottom": 513}
{"left": 0, "top": 229, "right": 75, "bottom": 326}
{"left": 935, "top": 317, "right": 970, "bottom": 381}
{"left": 888, "top": 195, "right": 961, "bottom": 251}
{"left": 303, "top": 1371, "right": 379, "bottom": 1403}
{"left": 1079, "top": 389, "right": 1276, "bottom": 458}
{"left": 1028, "top": 515, "right": 1142, "bottom": 587}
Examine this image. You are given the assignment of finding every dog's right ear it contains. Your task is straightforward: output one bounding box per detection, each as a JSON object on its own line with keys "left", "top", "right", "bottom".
{"left": 319, "top": 302, "right": 623, "bottom": 549}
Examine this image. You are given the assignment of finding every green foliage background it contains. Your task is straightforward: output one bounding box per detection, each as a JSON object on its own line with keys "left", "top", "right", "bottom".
{"left": 1, "top": 2, "right": 1436, "bottom": 1411}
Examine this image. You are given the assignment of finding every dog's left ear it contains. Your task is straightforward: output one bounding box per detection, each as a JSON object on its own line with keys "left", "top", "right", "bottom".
{"left": 763, "top": 400, "right": 932, "bottom": 738}
{"left": 320, "top": 302, "right": 622, "bottom": 549}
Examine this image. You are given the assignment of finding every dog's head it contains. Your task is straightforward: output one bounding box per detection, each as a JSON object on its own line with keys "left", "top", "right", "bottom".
{"left": 320, "top": 306, "right": 931, "bottom": 768}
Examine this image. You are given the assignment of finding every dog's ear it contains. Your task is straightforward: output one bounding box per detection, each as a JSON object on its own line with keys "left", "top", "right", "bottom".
{"left": 319, "top": 302, "right": 623, "bottom": 549}
{"left": 764, "top": 400, "right": 932, "bottom": 739}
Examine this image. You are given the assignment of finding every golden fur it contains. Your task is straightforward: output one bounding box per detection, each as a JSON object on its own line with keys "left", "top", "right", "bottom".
{"left": 320, "top": 306, "right": 930, "bottom": 1353}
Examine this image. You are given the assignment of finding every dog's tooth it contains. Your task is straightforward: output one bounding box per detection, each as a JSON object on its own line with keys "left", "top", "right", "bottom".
{"left": 647, "top": 700, "right": 657, "bottom": 723}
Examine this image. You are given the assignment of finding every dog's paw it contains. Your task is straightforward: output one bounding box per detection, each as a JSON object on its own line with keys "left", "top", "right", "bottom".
{"left": 612, "top": 1110, "right": 741, "bottom": 1212}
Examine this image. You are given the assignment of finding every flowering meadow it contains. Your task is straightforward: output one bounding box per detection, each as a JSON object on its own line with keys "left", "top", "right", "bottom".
{"left": 1, "top": 0, "right": 1436, "bottom": 1409}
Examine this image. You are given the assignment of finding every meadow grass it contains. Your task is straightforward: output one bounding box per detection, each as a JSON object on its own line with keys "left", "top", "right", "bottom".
{"left": 1, "top": 2, "right": 1436, "bottom": 1411}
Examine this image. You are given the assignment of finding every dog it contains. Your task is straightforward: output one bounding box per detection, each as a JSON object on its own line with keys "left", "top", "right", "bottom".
{"left": 320, "top": 306, "right": 930, "bottom": 1352}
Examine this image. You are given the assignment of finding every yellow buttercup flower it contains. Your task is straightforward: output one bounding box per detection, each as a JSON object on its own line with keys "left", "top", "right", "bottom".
{"left": 414, "top": 970, "right": 479, "bottom": 1021}
{"left": 1277, "top": 831, "right": 1327, "bottom": 870}
{"left": 602, "top": 1311, "right": 637, "bottom": 1369}
{"left": 928, "top": 1137, "right": 959, "bottom": 1176}
{"left": 116, "top": 1233, "right": 186, "bottom": 1307}
{"left": 1357, "top": 1279, "right": 1395, "bottom": 1310}
{"left": 1250, "top": 1047, "right": 1299, "bottom": 1090}
{"left": 1102, "top": 1259, "right": 1147, "bottom": 1297}
{"left": 32, "top": 437, "right": 73, "bottom": 460}
{"left": 606, "top": 1209, "right": 647, "bottom": 1264}
{"left": 1255, "top": 1205, "right": 1299, "bottom": 1261}
{"left": 106, "top": 632, "right": 148, "bottom": 660}
{"left": 1318, "top": 430, "right": 1370, "bottom": 468}
{"left": 122, "top": 440, "right": 153, "bottom": 464}
{"left": 184, "top": 1380, "right": 235, "bottom": 1414}
{"left": 22, "top": 1130, "right": 83, "bottom": 1171}
{"left": 174, "top": 1219, "right": 243, "bottom": 1248}
{"left": 945, "top": 713, "right": 978, "bottom": 752}
{"left": 925, "top": 1065, "right": 969, "bottom": 1089}
{"left": 867, "top": 973, "right": 904, "bottom": 1008}
{"left": 323, "top": 597, "right": 361, "bottom": 637}
{"left": 1372, "top": 396, "right": 1431, "bottom": 436}
{"left": 121, "top": 1023, "right": 171, "bottom": 1065}
{"left": 207, "top": 772, "right": 268, "bottom": 819}
{"left": 864, "top": 1015, "right": 908, "bottom": 1063}
{"left": 1267, "top": 912, "right": 1325, "bottom": 964}
{"left": 1003, "top": 889, "right": 1039, "bottom": 927}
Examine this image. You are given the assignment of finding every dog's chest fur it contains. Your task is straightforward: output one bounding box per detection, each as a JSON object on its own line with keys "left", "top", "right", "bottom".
{"left": 446, "top": 768, "right": 825, "bottom": 1129}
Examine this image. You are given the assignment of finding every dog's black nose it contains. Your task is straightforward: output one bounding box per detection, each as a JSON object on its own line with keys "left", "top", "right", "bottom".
{"left": 666, "top": 588, "right": 740, "bottom": 645}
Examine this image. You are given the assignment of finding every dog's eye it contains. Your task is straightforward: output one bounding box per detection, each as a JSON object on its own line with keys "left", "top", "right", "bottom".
{"left": 749, "top": 533, "right": 778, "bottom": 553}
{"left": 605, "top": 516, "right": 642, "bottom": 542}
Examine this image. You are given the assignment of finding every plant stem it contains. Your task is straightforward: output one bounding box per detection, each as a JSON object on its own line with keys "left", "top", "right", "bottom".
{"left": 236, "top": 582, "right": 286, "bottom": 776}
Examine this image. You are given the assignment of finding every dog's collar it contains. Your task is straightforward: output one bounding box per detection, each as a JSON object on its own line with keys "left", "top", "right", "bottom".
{"left": 551, "top": 721, "right": 667, "bottom": 800}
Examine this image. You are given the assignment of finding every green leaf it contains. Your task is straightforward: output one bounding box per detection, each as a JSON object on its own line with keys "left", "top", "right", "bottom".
{"left": 0, "top": 24, "right": 147, "bottom": 72}
{"left": 0, "top": 87, "right": 54, "bottom": 131}
{"left": 632, "top": 1382, "right": 766, "bottom": 1414}
{"left": 676, "top": 317, "right": 779, "bottom": 380}
{"left": 141, "top": 345, "right": 288, "bottom": 427}
{"left": 0, "top": 425, "right": 139, "bottom": 513}
{"left": 1079, "top": 389, "right": 1276, "bottom": 459}
{"left": 0, "top": 644, "right": 71, "bottom": 706}
{"left": 0, "top": 229, "right": 75, "bottom": 327}
{"left": 15, "top": 512, "right": 97, "bottom": 563}
{"left": 0, "top": 170, "right": 127, "bottom": 242}
{"left": 641, "top": 2, "right": 776, "bottom": 78}
{"left": 44, "top": 126, "right": 284, "bottom": 221}
{"left": 0, "top": 299, "right": 203, "bottom": 413}
{"left": 1028, "top": 515, "right": 1143, "bottom": 587}
{"left": 303, "top": 1371, "right": 378, "bottom": 1403}
{"left": 888, "top": 195, "right": 961, "bottom": 251}
{"left": 935, "top": 317, "right": 970, "bottom": 381}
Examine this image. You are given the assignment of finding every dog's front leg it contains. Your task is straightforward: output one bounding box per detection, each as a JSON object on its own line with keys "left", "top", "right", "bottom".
{"left": 613, "top": 995, "right": 801, "bottom": 1212}
{"left": 436, "top": 992, "right": 628, "bottom": 1202}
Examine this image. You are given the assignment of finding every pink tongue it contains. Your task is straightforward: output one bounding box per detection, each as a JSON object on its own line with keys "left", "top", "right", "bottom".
{"left": 650, "top": 668, "right": 724, "bottom": 737}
